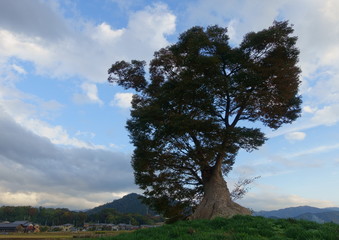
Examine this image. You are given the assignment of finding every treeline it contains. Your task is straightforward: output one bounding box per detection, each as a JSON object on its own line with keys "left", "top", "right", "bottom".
{"left": 0, "top": 206, "right": 85, "bottom": 226}
{"left": 86, "top": 208, "right": 162, "bottom": 226}
{"left": 0, "top": 206, "right": 162, "bottom": 227}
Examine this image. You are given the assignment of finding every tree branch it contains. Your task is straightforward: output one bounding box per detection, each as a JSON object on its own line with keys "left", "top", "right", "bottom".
{"left": 231, "top": 106, "right": 245, "bottom": 127}
{"left": 165, "top": 161, "right": 203, "bottom": 185}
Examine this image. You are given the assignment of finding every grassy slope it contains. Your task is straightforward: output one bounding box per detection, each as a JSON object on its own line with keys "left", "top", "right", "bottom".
{"left": 90, "top": 215, "right": 339, "bottom": 240}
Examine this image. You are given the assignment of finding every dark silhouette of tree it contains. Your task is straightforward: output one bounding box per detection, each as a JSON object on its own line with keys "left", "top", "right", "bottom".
{"left": 108, "top": 21, "right": 301, "bottom": 220}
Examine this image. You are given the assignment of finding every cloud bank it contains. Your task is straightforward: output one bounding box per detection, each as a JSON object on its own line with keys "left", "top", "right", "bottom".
{"left": 0, "top": 109, "right": 136, "bottom": 209}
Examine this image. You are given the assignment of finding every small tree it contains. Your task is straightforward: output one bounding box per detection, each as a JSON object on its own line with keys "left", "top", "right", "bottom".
{"left": 108, "top": 21, "right": 301, "bottom": 220}
{"left": 230, "top": 176, "right": 261, "bottom": 201}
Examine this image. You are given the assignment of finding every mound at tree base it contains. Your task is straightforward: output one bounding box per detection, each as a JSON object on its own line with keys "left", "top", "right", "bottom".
{"left": 189, "top": 199, "right": 251, "bottom": 220}
{"left": 189, "top": 167, "right": 251, "bottom": 220}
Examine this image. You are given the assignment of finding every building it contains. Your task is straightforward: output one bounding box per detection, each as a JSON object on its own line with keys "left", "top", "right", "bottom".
{"left": 0, "top": 221, "right": 31, "bottom": 232}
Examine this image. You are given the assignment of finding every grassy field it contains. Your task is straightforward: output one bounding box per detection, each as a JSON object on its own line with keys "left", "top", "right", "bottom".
{"left": 85, "top": 215, "right": 339, "bottom": 240}
{"left": 0, "top": 230, "right": 126, "bottom": 239}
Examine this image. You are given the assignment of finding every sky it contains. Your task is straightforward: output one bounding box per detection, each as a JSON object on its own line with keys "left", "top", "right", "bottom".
{"left": 0, "top": 0, "right": 338, "bottom": 212}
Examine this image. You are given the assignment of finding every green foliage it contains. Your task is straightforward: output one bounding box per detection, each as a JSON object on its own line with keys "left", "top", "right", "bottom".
{"left": 108, "top": 21, "right": 302, "bottom": 220}
{"left": 86, "top": 208, "right": 162, "bottom": 225}
{"left": 86, "top": 215, "right": 339, "bottom": 240}
{"left": 0, "top": 206, "right": 86, "bottom": 226}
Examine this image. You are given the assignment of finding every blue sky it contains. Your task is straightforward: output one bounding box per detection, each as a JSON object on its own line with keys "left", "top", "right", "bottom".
{"left": 0, "top": 0, "right": 338, "bottom": 211}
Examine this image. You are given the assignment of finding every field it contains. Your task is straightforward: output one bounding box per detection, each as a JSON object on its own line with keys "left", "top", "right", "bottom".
{"left": 0, "top": 230, "right": 126, "bottom": 239}
{"left": 87, "top": 215, "right": 339, "bottom": 240}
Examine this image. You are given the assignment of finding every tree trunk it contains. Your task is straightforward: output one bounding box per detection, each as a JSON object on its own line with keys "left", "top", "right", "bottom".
{"left": 189, "top": 166, "right": 251, "bottom": 220}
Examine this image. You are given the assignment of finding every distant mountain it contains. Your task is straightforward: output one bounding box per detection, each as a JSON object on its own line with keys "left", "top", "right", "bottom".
{"left": 87, "top": 193, "right": 154, "bottom": 215}
{"left": 255, "top": 206, "right": 339, "bottom": 224}
{"left": 295, "top": 211, "right": 339, "bottom": 224}
{"left": 255, "top": 206, "right": 328, "bottom": 218}
{"left": 325, "top": 207, "right": 339, "bottom": 212}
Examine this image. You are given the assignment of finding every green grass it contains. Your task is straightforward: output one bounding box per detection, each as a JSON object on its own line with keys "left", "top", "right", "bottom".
{"left": 86, "top": 215, "right": 339, "bottom": 240}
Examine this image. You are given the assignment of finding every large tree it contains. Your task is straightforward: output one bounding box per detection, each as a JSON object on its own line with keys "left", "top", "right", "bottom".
{"left": 108, "top": 21, "right": 301, "bottom": 220}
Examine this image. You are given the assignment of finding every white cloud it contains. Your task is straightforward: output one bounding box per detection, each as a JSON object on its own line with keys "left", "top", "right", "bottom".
{"left": 0, "top": 29, "right": 52, "bottom": 66}
{"left": 0, "top": 2, "right": 176, "bottom": 86}
{"left": 110, "top": 92, "right": 133, "bottom": 108}
{"left": 287, "top": 143, "right": 339, "bottom": 159}
{"left": 73, "top": 82, "right": 103, "bottom": 105}
{"left": 109, "top": 143, "right": 120, "bottom": 149}
{"left": 22, "top": 118, "right": 105, "bottom": 149}
{"left": 0, "top": 190, "right": 40, "bottom": 207}
{"left": 285, "top": 132, "right": 306, "bottom": 141}
{"left": 127, "top": 3, "right": 176, "bottom": 47}
{"left": 11, "top": 64, "right": 27, "bottom": 74}
{"left": 303, "top": 105, "right": 317, "bottom": 114}
{"left": 91, "top": 22, "right": 125, "bottom": 43}
{"left": 0, "top": 190, "right": 137, "bottom": 210}
{"left": 0, "top": 76, "right": 102, "bottom": 150}
{"left": 310, "top": 104, "right": 339, "bottom": 126}
{"left": 81, "top": 83, "right": 103, "bottom": 104}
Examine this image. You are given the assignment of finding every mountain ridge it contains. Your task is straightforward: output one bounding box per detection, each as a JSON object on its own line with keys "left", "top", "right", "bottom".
{"left": 295, "top": 211, "right": 339, "bottom": 224}
{"left": 86, "top": 193, "right": 155, "bottom": 216}
{"left": 254, "top": 205, "right": 339, "bottom": 223}
{"left": 254, "top": 205, "right": 339, "bottom": 218}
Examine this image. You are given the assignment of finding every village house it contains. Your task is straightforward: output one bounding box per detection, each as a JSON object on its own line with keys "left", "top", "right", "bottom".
{"left": 84, "top": 223, "right": 119, "bottom": 231}
{"left": 82, "top": 222, "right": 159, "bottom": 231}
{"left": 0, "top": 221, "right": 39, "bottom": 233}
{"left": 50, "top": 223, "right": 74, "bottom": 232}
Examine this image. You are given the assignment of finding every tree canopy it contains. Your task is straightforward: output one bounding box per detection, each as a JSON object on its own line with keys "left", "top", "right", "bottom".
{"left": 108, "top": 21, "right": 301, "bottom": 221}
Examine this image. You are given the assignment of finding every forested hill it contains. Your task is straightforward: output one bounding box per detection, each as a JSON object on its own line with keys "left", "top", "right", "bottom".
{"left": 87, "top": 193, "right": 155, "bottom": 215}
